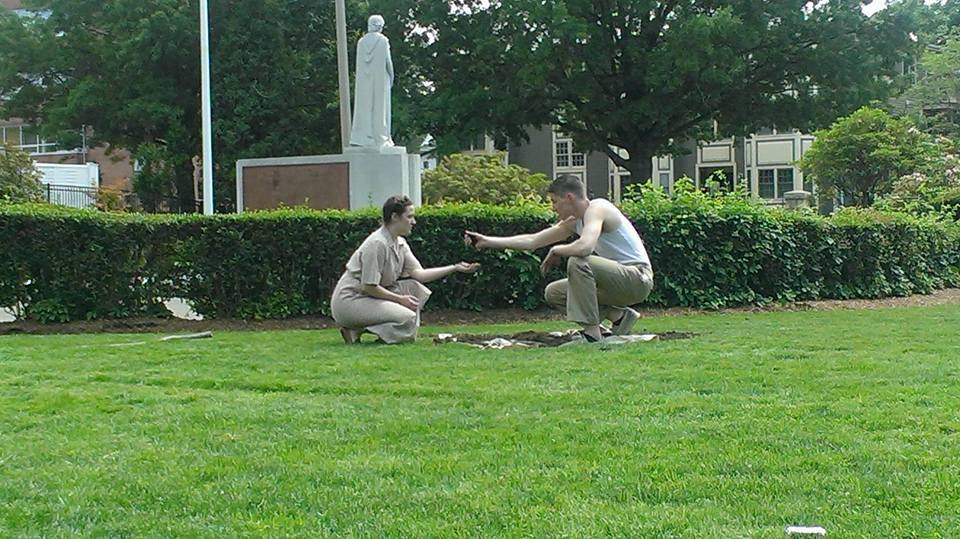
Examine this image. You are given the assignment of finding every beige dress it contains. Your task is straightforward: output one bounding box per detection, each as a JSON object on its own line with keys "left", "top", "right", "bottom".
{"left": 331, "top": 227, "right": 431, "bottom": 343}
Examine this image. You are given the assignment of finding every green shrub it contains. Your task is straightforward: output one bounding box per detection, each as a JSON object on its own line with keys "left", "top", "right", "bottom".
{"left": 132, "top": 142, "right": 177, "bottom": 212}
{"left": 938, "top": 187, "right": 960, "bottom": 220}
{"left": 0, "top": 204, "right": 180, "bottom": 322}
{"left": 877, "top": 149, "right": 960, "bottom": 221}
{"left": 0, "top": 143, "right": 44, "bottom": 204}
{"left": 422, "top": 152, "right": 549, "bottom": 205}
{"left": 1, "top": 194, "right": 958, "bottom": 322}
{"left": 799, "top": 107, "right": 942, "bottom": 206}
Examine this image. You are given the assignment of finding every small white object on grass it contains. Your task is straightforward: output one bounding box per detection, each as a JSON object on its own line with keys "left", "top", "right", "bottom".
{"left": 159, "top": 331, "right": 213, "bottom": 342}
{"left": 480, "top": 337, "right": 523, "bottom": 349}
{"left": 163, "top": 298, "right": 203, "bottom": 320}
{"left": 604, "top": 334, "right": 659, "bottom": 344}
{"left": 785, "top": 525, "right": 826, "bottom": 536}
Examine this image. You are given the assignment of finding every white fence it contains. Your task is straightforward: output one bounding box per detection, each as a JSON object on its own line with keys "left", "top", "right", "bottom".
{"left": 35, "top": 162, "right": 100, "bottom": 209}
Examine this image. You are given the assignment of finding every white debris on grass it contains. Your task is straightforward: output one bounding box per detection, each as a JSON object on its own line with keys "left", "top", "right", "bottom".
{"left": 159, "top": 331, "right": 213, "bottom": 342}
{"left": 436, "top": 331, "right": 662, "bottom": 349}
{"left": 785, "top": 525, "right": 826, "bottom": 536}
{"left": 163, "top": 298, "right": 204, "bottom": 320}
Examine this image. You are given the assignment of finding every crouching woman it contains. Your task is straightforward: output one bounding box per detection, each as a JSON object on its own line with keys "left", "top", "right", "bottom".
{"left": 331, "top": 195, "right": 479, "bottom": 344}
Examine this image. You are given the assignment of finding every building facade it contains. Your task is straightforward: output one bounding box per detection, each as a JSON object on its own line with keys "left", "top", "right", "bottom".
{"left": 504, "top": 125, "right": 816, "bottom": 205}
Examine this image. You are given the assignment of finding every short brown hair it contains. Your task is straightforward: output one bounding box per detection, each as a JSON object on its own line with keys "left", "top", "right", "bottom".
{"left": 382, "top": 195, "right": 413, "bottom": 223}
{"left": 546, "top": 174, "right": 586, "bottom": 198}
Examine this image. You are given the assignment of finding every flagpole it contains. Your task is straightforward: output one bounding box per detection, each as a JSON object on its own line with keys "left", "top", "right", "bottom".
{"left": 200, "top": 0, "right": 215, "bottom": 214}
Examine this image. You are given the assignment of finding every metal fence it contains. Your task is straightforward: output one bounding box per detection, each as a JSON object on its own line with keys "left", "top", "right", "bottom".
{"left": 41, "top": 183, "right": 203, "bottom": 213}
{"left": 42, "top": 184, "right": 98, "bottom": 209}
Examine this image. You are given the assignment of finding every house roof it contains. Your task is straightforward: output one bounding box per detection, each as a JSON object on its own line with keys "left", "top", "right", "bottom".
{"left": 1, "top": 0, "right": 23, "bottom": 9}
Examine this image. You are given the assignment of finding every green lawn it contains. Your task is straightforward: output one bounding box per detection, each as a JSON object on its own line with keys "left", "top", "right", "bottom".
{"left": 1, "top": 306, "right": 959, "bottom": 537}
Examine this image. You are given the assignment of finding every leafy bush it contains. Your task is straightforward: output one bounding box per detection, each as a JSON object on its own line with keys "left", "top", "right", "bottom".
{"left": 422, "top": 152, "right": 549, "bottom": 204}
{"left": 877, "top": 146, "right": 960, "bottom": 220}
{"left": 95, "top": 187, "right": 130, "bottom": 212}
{"left": 1, "top": 194, "right": 958, "bottom": 322}
{"left": 132, "top": 143, "right": 177, "bottom": 212}
{"left": 800, "top": 107, "right": 941, "bottom": 206}
{"left": 0, "top": 143, "right": 44, "bottom": 204}
{"left": 939, "top": 187, "right": 960, "bottom": 220}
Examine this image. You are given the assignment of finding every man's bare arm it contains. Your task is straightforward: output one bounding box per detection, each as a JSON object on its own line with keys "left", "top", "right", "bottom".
{"left": 465, "top": 217, "right": 575, "bottom": 251}
{"left": 549, "top": 205, "right": 604, "bottom": 258}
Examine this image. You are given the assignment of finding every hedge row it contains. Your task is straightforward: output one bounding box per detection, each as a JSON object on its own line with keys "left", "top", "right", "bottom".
{"left": 1, "top": 197, "right": 958, "bottom": 322}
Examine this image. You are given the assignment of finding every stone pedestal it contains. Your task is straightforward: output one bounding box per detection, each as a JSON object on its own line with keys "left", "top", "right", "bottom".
{"left": 783, "top": 190, "right": 812, "bottom": 210}
{"left": 343, "top": 146, "right": 421, "bottom": 209}
{"left": 235, "top": 149, "right": 421, "bottom": 212}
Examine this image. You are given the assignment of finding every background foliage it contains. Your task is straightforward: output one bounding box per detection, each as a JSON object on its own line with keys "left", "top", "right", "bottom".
{"left": 0, "top": 143, "right": 43, "bottom": 204}
{"left": 422, "top": 153, "right": 549, "bottom": 205}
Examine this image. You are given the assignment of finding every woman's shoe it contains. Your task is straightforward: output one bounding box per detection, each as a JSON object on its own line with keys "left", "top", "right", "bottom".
{"left": 339, "top": 327, "right": 361, "bottom": 344}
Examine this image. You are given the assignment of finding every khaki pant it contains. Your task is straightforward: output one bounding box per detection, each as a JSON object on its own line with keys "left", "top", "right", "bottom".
{"left": 544, "top": 256, "right": 654, "bottom": 326}
{"left": 331, "top": 279, "right": 432, "bottom": 344}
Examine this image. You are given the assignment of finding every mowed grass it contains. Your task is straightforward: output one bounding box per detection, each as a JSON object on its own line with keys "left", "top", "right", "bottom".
{"left": 1, "top": 306, "right": 959, "bottom": 537}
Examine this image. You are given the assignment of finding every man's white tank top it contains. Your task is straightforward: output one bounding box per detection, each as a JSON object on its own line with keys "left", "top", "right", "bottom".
{"left": 575, "top": 198, "right": 651, "bottom": 267}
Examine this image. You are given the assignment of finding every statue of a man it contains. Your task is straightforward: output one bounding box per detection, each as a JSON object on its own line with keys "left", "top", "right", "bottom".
{"left": 349, "top": 14, "right": 394, "bottom": 149}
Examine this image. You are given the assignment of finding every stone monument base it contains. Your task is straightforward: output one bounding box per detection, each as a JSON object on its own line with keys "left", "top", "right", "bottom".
{"left": 235, "top": 148, "right": 421, "bottom": 212}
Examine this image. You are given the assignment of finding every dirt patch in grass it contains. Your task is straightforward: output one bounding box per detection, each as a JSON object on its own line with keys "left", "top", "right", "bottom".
{"left": 434, "top": 329, "right": 698, "bottom": 348}
{"left": 0, "top": 308, "right": 562, "bottom": 336}
{"left": 2, "top": 289, "right": 959, "bottom": 336}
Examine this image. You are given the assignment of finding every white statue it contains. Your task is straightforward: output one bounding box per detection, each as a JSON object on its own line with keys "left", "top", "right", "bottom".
{"left": 349, "top": 14, "right": 394, "bottom": 149}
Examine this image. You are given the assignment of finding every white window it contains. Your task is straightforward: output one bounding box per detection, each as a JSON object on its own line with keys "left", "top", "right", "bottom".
{"left": 757, "top": 168, "right": 797, "bottom": 199}
{"left": 554, "top": 139, "right": 584, "bottom": 170}
{"left": 555, "top": 141, "right": 570, "bottom": 168}
{"left": 571, "top": 151, "right": 585, "bottom": 167}
{"left": 658, "top": 173, "right": 670, "bottom": 193}
{"left": 553, "top": 129, "right": 587, "bottom": 181}
{"left": 1, "top": 124, "right": 60, "bottom": 154}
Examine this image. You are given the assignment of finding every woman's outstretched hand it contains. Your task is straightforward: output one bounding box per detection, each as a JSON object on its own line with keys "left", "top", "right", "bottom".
{"left": 455, "top": 262, "right": 481, "bottom": 273}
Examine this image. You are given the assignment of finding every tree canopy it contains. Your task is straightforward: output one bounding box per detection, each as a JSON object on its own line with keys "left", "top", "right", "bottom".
{"left": 0, "top": 0, "right": 424, "bottom": 209}
{"left": 403, "top": 0, "right": 919, "bottom": 182}
{"left": 1, "top": 0, "right": 923, "bottom": 203}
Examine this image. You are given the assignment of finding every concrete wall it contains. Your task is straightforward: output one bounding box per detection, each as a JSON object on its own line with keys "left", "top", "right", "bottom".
{"left": 585, "top": 150, "right": 610, "bottom": 198}
{"left": 507, "top": 125, "right": 554, "bottom": 179}
{"left": 673, "top": 140, "right": 698, "bottom": 179}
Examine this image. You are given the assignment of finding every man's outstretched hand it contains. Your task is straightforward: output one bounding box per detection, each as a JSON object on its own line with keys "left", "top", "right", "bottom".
{"left": 463, "top": 231, "right": 491, "bottom": 249}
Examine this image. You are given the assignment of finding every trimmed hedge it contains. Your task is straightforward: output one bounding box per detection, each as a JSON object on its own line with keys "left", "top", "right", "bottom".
{"left": 1, "top": 196, "right": 959, "bottom": 322}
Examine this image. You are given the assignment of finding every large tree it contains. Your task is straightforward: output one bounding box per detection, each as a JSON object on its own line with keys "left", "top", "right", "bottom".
{"left": 402, "top": 0, "right": 919, "bottom": 183}
{"left": 893, "top": 35, "right": 960, "bottom": 140}
{"left": 888, "top": 0, "right": 960, "bottom": 140}
{"left": 913, "top": 0, "right": 960, "bottom": 42}
{"left": 0, "top": 0, "right": 424, "bottom": 210}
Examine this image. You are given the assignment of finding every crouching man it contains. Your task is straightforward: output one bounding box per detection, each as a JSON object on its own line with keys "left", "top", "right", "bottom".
{"left": 465, "top": 175, "right": 653, "bottom": 341}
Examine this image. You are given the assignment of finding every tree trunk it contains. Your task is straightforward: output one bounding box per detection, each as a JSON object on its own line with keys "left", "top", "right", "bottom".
{"left": 623, "top": 150, "right": 653, "bottom": 190}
